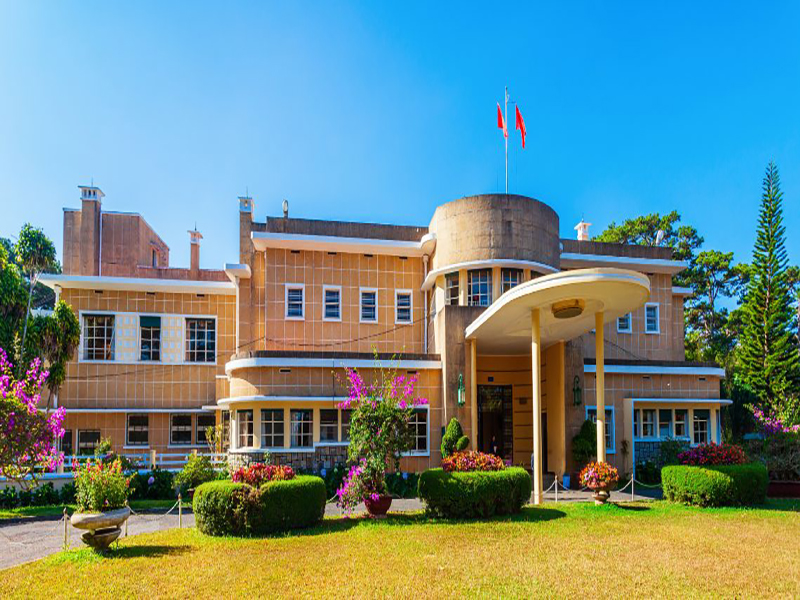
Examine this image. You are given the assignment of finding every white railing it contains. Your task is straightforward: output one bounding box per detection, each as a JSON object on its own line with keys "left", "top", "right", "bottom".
{"left": 51, "top": 450, "right": 227, "bottom": 475}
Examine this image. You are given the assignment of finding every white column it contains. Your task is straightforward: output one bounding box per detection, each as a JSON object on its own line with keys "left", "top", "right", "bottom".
{"left": 531, "top": 308, "right": 543, "bottom": 505}
{"left": 595, "top": 311, "right": 606, "bottom": 463}
{"left": 470, "top": 339, "right": 478, "bottom": 447}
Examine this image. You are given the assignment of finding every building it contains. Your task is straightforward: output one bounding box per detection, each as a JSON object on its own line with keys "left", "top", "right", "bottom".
{"left": 41, "top": 186, "right": 728, "bottom": 503}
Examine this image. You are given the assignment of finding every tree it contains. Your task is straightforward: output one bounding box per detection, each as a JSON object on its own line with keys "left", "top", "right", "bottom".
{"left": 0, "top": 243, "right": 28, "bottom": 355}
{"left": 738, "top": 162, "right": 800, "bottom": 423}
{"left": 13, "top": 224, "right": 57, "bottom": 361}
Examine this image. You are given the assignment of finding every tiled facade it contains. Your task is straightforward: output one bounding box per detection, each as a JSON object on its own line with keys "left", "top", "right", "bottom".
{"left": 45, "top": 187, "right": 726, "bottom": 476}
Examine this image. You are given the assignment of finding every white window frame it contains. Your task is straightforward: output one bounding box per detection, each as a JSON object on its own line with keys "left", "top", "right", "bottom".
{"left": 260, "top": 408, "right": 285, "bottom": 449}
{"left": 402, "top": 406, "right": 430, "bottom": 457}
{"left": 195, "top": 413, "right": 217, "bottom": 447}
{"left": 77, "top": 429, "right": 101, "bottom": 455}
{"left": 138, "top": 315, "right": 162, "bottom": 363}
{"left": 125, "top": 413, "right": 149, "bottom": 448}
{"left": 395, "top": 289, "right": 413, "bottom": 325}
{"left": 285, "top": 284, "right": 305, "bottom": 320}
{"left": 359, "top": 288, "right": 378, "bottom": 323}
{"left": 644, "top": 303, "right": 660, "bottom": 334}
{"left": 322, "top": 285, "right": 342, "bottom": 322}
{"left": 169, "top": 413, "right": 194, "bottom": 447}
{"left": 673, "top": 408, "right": 690, "bottom": 440}
{"left": 318, "top": 408, "right": 339, "bottom": 444}
{"left": 693, "top": 409, "right": 710, "bottom": 445}
{"left": 616, "top": 312, "right": 632, "bottom": 334}
{"left": 237, "top": 409, "right": 255, "bottom": 449}
{"left": 500, "top": 268, "right": 522, "bottom": 294}
{"left": 640, "top": 408, "right": 657, "bottom": 439}
{"left": 445, "top": 272, "right": 459, "bottom": 306}
{"left": 290, "top": 409, "right": 314, "bottom": 448}
{"left": 80, "top": 311, "right": 116, "bottom": 362}
{"left": 585, "top": 405, "right": 616, "bottom": 454}
{"left": 184, "top": 315, "right": 217, "bottom": 365}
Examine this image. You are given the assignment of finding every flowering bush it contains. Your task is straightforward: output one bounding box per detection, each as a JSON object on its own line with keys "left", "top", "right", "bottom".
{"left": 0, "top": 349, "right": 65, "bottom": 489}
{"left": 752, "top": 405, "right": 800, "bottom": 435}
{"left": 232, "top": 463, "right": 295, "bottom": 487}
{"left": 73, "top": 457, "right": 131, "bottom": 512}
{"left": 442, "top": 451, "right": 505, "bottom": 473}
{"left": 579, "top": 461, "right": 620, "bottom": 489}
{"left": 335, "top": 360, "right": 428, "bottom": 514}
{"left": 678, "top": 442, "right": 747, "bottom": 466}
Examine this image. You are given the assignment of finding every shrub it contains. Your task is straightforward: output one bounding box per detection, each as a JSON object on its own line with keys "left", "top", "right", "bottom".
{"left": 662, "top": 463, "right": 768, "bottom": 507}
{"left": 0, "top": 487, "right": 16, "bottom": 509}
{"left": 579, "top": 461, "right": 619, "bottom": 489}
{"left": 418, "top": 467, "right": 531, "bottom": 518}
{"left": 441, "top": 418, "right": 470, "bottom": 458}
{"left": 174, "top": 454, "right": 216, "bottom": 494}
{"left": 678, "top": 442, "right": 747, "bottom": 466}
{"left": 59, "top": 482, "right": 76, "bottom": 504}
{"left": 193, "top": 475, "right": 326, "bottom": 536}
{"left": 73, "top": 458, "right": 130, "bottom": 512}
{"left": 442, "top": 451, "right": 505, "bottom": 472}
{"left": 129, "top": 468, "right": 175, "bottom": 500}
{"left": 746, "top": 430, "right": 800, "bottom": 481}
{"left": 635, "top": 460, "right": 661, "bottom": 485}
{"left": 572, "top": 420, "right": 596, "bottom": 467}
{"left": 31, "top": 482, "right": 59, "bottom": 506}
{"left": 385, "top": 471, "right": 420, "bottom": 498}
{"left": 232, "top": 463, "right": 294, "bottom": 487}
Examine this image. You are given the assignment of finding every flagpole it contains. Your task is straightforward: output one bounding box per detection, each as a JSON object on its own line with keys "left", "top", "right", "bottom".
{"left": 504, "top": 86, "right": 509, "bottom": 195}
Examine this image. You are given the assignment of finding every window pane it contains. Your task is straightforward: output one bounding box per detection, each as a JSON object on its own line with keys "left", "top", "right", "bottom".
{"left": 409, "top": 410, "right": 427, "bottom": 452}
{"left": 693, "top": 409, "right": 709, "bottom": 444}
{"left": 238, "top": 410, "right": 254, "bottom": 448}
{"left": 61, "top": 430, "right": 74, "bottom": 456}
{"left": 617, "top": 313, "right": 631, "bottom": 332}
{"left": 261, "top": 409, "right": 284, "bottom": 448}
{"left": 196, "top": 414, "right": 216, "bottom": 446}
{"left": 468, "top": 269, "right": 492, "bottom": 307}
{"left": 645, "top": 305, "right": 659, "bottom": 332}
{"left": 445, "top": 273, "right": 459, "bottom": 306}
{"left": 291, "top": 410, "right": 313, "bottom": 447}
{"left": 501, "top": 268, "right": 522, "bottom": 293}
{"left": 642, "top": 409, "right": 656, "bottom": 437}
{"left": 320, "top": 409, "right": 338, "bottom": 442}
{"left": 78, "top": 430, "right": 101, "bottom": 455}
{"left": 659, "top": 409, "right": 672, "bottom": 439}
{"left": 186, "top": 318, "right": 216, "bottom": 363}
{"left": 341, "top": 409, "right": 352, "bottom": 442}
{"left": 83, "top": 315, "right": 115, "bottom": 360}
{"left": 674, "top": 409, "right": 688, "bottom": 438}
{"left": 324, "top": 289, "right": 341, "bottom": 319}
{"left": 127, "top": 414, "right": 149, "bottom": 446}
{"left": 140, "top": 317, "right": 161, "bottom": 362}
{"left": 361, "top": 291, "right": 377, "bottom": 322}
{"left": 396, "top": 293, "right": 412, "bottom": 323}
{"left": 170, "top": 414, "right": 192, "bottom": 445}
{"left": 287, "top": 287, "right": 304, "bottom": 318}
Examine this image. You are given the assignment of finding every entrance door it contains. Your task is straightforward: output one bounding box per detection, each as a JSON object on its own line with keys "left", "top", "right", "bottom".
{"left": 477, "top": 385, "right": 513, "bottom": 460}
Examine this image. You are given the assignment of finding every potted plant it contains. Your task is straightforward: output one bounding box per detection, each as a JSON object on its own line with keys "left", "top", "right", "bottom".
{"left": 70, "top": 457, "right": 131, "bottom": 550}
{"left": 579, "top": 461, "right": 619, "bottom": 505}
{"left": 335, "top": 362, "right": 428, "bottom": 517}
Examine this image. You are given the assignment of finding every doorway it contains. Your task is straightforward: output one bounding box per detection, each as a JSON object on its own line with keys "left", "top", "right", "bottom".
{"left": 477, "top": 385, "right": 513, "bottom": 460}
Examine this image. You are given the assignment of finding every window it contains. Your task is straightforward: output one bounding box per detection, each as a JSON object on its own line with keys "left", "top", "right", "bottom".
{"left": 261, "top": 409, "right": 284, "bottom": 448}
{"left": 360, "top": 289, "right": 377, "bottom": 322}
{"left": 645, "top": 303, "right": 660, "bottom": 334}
{"left": 395, "top": 291, "right": 412, "bottom": 324}
{"left": 641, "top": 409, "right": 656, "bottom": 438}
{"left": 139, "top": 316, "right": 161, "bottom": 362}
{"left": 341, "top": 409, "right": 352, "bottom": 442}
{"left": 77, "top": 430, "right": 101, "bottom": 455}
{"left": 445, "top": 273, "right": 459, "bottom": 306}
{"left": 323, "top": 286, "right": 341, "bottom": 321}
{"left": 408, "top": 410, "right": 428, "bottom": 453}
{"left": 83, "top": 314, "right": 115, "bottom": 361}
{"left": 285, "top": 285, "right": 304, "bottom": 319}
{"left": 468, "top": 269, "right": 492, "bottom": 307}
{"left": 126, "top": 414, "right": 149, "bottom": 447}
{"left": 617, "top": 313, "right": 632, "bottom": 333}
{"left": 320, "top": 409, "right": 338, "bottom": 442}
{"left": 170, "top": 414, "right": 192, "bottom": 446}
{"left": 587, "top": 407, "right": 614, "bottom": 453}
{"left": 237, "top": 409, "right": 254, "bottom": 448}
{"left": 222, "top": 411, "right": 231, "bottom": 450}
{"left": 693, "top": 409, "right": 709, "bottom": 444}
{"left": 152, "top": 249, "right": 157, "bottom": 267}
{"left": 658, "top": 409, "right": 672, "bottom": 438}
{"left": 674, "top": 409, "right": 688, "bottom": 438}
{"left": 501, "top": 268, "right": 522, "bottom": 293}
{"left": 61, "top": 430, "right": 73, "bottom": 456}
{"left": 185, "top": 318, "right": 216, "bottom": 363}
{"left": 290, "top": 410, "right": 313, "bottom": 448}
{"left": 196, "top": 414, "right": 217, "bottom": 447}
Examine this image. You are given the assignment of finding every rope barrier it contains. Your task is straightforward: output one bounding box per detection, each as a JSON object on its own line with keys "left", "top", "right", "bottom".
{"left": 0, "top": 514, "right": 68, "bottom": 547}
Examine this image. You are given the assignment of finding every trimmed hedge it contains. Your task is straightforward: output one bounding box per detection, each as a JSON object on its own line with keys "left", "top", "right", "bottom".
{"left": 662, "top": 463, "right": 768, "bottom": 507}
{"left": 193, "top": 475, "right": 326, "bottom": 536}
{"left": 418, "top": 467, "right": 531, "bottom": 518}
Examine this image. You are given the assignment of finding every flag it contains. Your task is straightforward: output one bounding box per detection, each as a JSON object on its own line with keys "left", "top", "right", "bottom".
{"left": 515, "top": 105, "right": 526, "bottom": 149}
{"left": 497, "top": 103, "right": 507, "bottom": 138}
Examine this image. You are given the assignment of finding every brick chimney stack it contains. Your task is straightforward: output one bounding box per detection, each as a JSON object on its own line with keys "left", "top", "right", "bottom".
{"left": 188, "top": 228, "right": 203, "bottom": 274}
{"left": 574, "top": 219, "right": 591, "bottom": 241}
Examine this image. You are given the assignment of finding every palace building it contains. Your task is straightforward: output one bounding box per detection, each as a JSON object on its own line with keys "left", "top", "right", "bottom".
{"left": 42, "top": 186, "right": 728, "bottom": 503}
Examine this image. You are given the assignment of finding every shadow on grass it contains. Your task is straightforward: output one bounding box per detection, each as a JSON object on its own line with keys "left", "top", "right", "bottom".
{"left": 753, "top": 498, "right": 800, "bottom": 512}
{"left": 113, "top": 544, "right": 193, "bottom": 559}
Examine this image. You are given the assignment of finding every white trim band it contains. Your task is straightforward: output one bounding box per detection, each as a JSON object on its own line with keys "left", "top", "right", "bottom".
{"left": 584, "top": 364, "right": 725, "bottom": 377}
{"left": 560, "top": 252, "right": 688, "bottom": 274}
{"left": 217, "top": 395, "right": 348, "bottom": 408}
{"left": 226, "top": 356, "right": 442, "bottom": 374}
{"left": 631, "top": 398, "right": 733, "bottom": 405}
{"left": 251, "top": 231, "right": 436, "bottom": 257}
{"left": 39, "top": 274, "right": 235, "bottom": 295}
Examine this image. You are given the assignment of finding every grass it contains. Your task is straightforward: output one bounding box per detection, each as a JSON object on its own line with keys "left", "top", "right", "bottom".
{"left": 1, "top": 499, "right": 799, "bottom": 598}
{"left": 0, "top": 499, "right": 179, "bottom": 520}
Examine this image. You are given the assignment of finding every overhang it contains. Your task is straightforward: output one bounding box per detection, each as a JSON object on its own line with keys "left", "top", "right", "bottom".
{"left": 465, "top": 268, "right": 651, "bottom": 354}
{"left": 560, "top": 252, "right": 688, "bottom": 275}
{"left": 251, "top": 231, "right": 436, "bottom": 257}
{"left": 224, "top": 263, "right": 252, "bottom": 283}
{"left": 39, "top": 274, "right": 235, "bottom": 296}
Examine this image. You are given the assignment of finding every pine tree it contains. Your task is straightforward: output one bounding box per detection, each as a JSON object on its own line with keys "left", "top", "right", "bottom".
{"left": 738, "top": 162, "right": 800, "bottom": 420}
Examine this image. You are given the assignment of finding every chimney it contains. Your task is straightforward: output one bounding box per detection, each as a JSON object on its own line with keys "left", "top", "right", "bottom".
{"left": 282, "top": 199, "right": 289, "bottom": 219}
{"left": 188, "top": 228, "right": 203, "bottom": 273}
{"left": 78, "top": 185, "right": 105, "bottom": 276}
{"left": 574, "top": 219, "right": 591, "bottom": 242}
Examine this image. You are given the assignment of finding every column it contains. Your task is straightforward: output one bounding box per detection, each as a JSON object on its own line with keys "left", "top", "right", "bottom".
{"left": 531, "top": 308, "right": 543, "bottom": 505}
{"left": 470, "top": 339, "right": 478, "bottom": 447}
{"left": 595, "top": 311, "right": 606, "bottom": 463}
{"left": 458, "top": 269, "right": 468, "bottom": 306}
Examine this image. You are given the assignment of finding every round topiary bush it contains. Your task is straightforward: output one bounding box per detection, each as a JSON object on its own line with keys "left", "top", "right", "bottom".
{"left": 418, "top": 467, "right": 531, "bottom": 518}
{"left": 661, "top": 463, "right": 768, "bottom": 507}
{"left": 193, "top": 475, "right": 326, "bottom": 536}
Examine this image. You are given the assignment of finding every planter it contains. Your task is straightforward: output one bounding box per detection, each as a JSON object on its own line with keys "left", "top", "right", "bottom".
{"left": 364, "top": 494, "right": 392, "bottom": 517}
{"left": 590, "top": 484, "right": 613, "bottom": 505}
{"left": 70, "top": 507, "right": 131, "bottom": 550}
{"left": 768, "top": 480, "right": 800, "bottom": 498}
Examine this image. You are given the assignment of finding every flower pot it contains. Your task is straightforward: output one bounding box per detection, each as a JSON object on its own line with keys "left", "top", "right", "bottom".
{"left": 70, "top": 507, "right": 131, "bottom": 551}
{"left": 364, "top": 494, "right": 392, "bottom": 517}
{"left": 590, "top": 484, "right": 613, "bottom": 505}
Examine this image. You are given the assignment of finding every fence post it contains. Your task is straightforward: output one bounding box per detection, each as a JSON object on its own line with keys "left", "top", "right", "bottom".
{"left": 178, "top": 493, "right": 183, "bottom": 529}
{"left": 125, "top": 500, "right": 129, "bottom": 537}
{"left": 631, "top": 477, "right": 635, "bottom": 501}
{"left": 150, "top": 449, "right": 157, "bottom": 469}
{"left": 555, "top": 476, "right": 558, "bottom": 503}
{"left": 63, "top": 507, "right": 68, "bottom": 551}
{"left": 192, "top": 449, "right": 198, "bottom": 457}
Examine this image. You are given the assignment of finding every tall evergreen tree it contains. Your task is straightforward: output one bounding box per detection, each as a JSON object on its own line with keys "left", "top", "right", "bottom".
{"left": 739, "top": 162, "right": 800, "bottom": 422}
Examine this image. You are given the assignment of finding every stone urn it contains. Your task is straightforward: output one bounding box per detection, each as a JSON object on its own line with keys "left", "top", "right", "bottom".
{"left": 591, "top": 484, "right": 613, "bottom": 506}
{"left": 364, "top": 494, "right": 392, "bottom": 517}
{"left": 71, "top": 507, "right": 131, "bottom": 550}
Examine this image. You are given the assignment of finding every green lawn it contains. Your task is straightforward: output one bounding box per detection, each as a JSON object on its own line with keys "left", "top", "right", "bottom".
{"left": 0, "top": 499, "right": 178, "bottom": 520}
{"left": 2, "top": 499, "right": 798, "bottom": 598}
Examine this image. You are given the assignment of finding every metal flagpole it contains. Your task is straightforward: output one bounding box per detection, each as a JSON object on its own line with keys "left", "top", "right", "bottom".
{"left": 504, "top": 86, "right": 509, "bottom": 194}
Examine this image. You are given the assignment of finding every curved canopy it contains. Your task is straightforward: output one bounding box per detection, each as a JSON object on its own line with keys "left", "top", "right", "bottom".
{"left": 465, "top": 268, "right": 651, "bottom": 354}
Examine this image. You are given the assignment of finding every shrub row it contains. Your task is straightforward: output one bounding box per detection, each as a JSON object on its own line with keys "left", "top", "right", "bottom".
{"left": 0, "top": 482, "right": 76, "bottom": 509}
{"left": 193, "top": 475, "right": 326, "bottom": 536}
{"left": 662, "top": 463, "right": 768, "bottom": 507}
{"left": 417, "top": 467, "right": 531, "bottom": 518}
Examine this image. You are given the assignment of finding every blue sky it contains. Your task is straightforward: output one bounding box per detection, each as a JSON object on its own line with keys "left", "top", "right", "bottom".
{"left": 1, "top": 2, "right": 799, "bottom": 272}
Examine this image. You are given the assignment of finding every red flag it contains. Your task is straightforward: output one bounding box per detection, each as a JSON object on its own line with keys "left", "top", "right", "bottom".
{"left": 497, "top": 103, "right": 507, "bottom": 138}
{"left": 515, "top": 105, "right": 526, "bottom": 149}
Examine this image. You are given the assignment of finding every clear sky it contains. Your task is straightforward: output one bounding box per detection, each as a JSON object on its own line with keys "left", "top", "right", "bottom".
{"left": 1, "top": 2, "right": 799, "bottom": 272}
